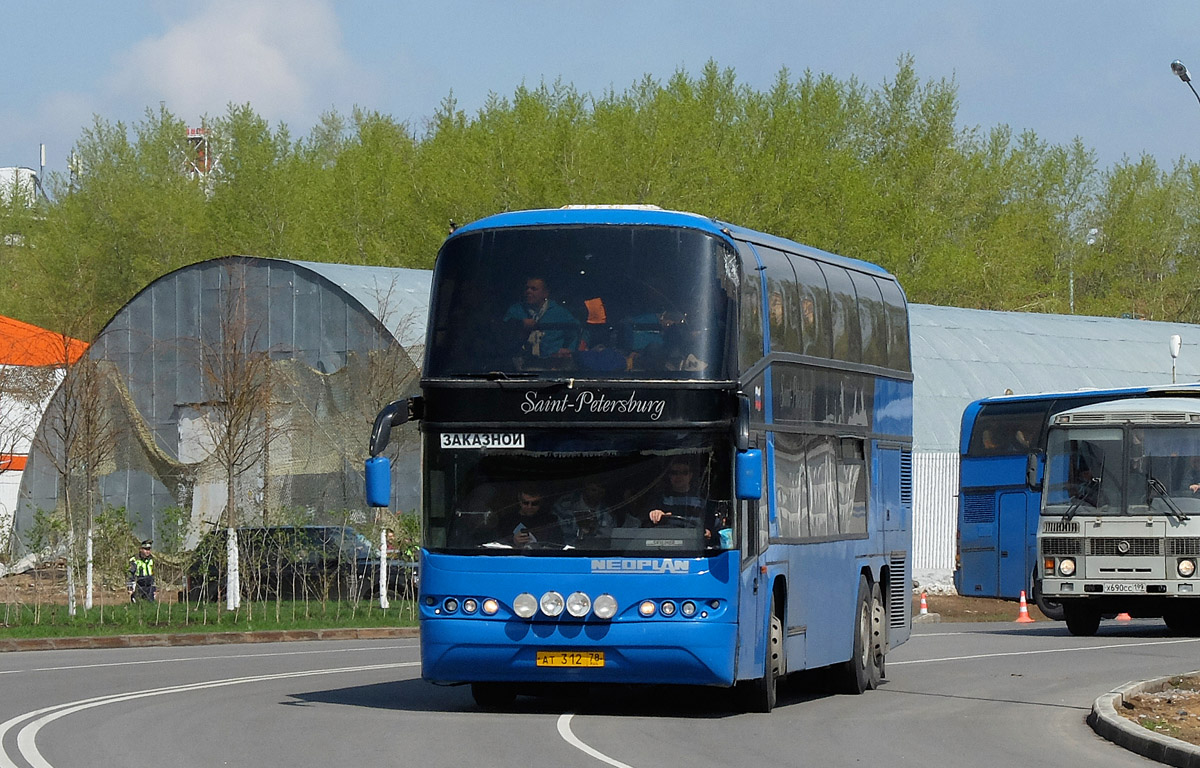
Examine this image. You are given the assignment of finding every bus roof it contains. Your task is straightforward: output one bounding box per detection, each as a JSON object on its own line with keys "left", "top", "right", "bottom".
{"left": 1052, "top": 395, "right": 1200, "bottom": 423}
{"left": 448, "top": 207, "right": 894, "bottom": 280}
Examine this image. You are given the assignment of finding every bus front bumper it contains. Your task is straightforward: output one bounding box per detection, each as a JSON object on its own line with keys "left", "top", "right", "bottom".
{"left": 420, "top": 617, "right": 738, "bottom": 687}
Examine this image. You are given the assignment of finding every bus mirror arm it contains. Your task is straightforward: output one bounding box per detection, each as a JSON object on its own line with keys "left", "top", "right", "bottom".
{"left": 736, "top": 394, "right": 752, "bottom": 452}
{"left": 1026, "top": 450, "right": 1044, "bottom": 491}
{"left": 369, "top": 397, "right": 423, "bottom": 457}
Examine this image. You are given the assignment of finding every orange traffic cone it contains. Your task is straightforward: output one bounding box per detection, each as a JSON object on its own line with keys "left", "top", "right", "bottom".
{"left": 919, "top": 592, "right": 929, "bottom": 615}
{"left": 1015, "top": 590, "right": 1035, "bottom": 623}
{"left": 1116, "top": 612, "right": 1132, "bottom": 622}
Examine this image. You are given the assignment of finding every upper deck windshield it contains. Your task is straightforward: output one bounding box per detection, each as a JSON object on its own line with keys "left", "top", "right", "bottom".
{"left": 424, "top": 430, "right": 734, "bottom": 557}
{"left": 425, "top": 225, "right": 736, "bottom": 379}
{"left": 1044, "top": 425, "right": 1200, "bottom": 518}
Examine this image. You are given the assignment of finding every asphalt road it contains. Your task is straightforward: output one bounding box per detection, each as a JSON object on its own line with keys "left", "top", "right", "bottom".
{"left": 1, "top": 620, "right": 1197, "bottom": 768}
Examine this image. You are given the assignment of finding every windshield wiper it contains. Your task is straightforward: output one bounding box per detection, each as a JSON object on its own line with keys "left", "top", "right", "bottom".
{"left": 1062, "top": 477, "right": 1099, "bottom": 522}
{"left": 1147, "top": 476, "right": 1189, "bottom": 522}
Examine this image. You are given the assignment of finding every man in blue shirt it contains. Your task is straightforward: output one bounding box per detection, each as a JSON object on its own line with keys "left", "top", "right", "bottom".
{"left": 503, "top": 276, "right": 579, "bottom": 362}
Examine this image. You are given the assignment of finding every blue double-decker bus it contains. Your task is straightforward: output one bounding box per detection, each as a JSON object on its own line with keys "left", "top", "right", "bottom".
{"left": 366, "top": 206, "right": 913, "bottom": 711}
{"left": 956, "top": 385, "right": 1166, "bottom": 614}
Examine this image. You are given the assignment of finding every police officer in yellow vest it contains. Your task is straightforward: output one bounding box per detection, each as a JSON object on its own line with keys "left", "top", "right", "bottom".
{"left": 128, "top": 539, "right": 156, "bottom": 603}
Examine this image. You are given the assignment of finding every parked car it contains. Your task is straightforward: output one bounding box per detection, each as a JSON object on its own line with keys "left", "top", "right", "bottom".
{"left": 182, "top": 525, "right": 417, "bottom": 602}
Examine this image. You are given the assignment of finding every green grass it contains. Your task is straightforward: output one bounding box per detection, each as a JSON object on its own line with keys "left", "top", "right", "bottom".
{"left": 0, "top": 599, "right": 418, "bottom": 638}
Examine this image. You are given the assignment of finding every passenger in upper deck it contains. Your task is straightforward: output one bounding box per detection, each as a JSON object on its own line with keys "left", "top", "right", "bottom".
{"left": 502, "top": 276, "right": 580, "bottom": 364}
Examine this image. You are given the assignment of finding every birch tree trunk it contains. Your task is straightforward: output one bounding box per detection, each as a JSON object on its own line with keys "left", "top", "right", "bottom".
{"left": 84, "top": 528, "right": 94, "bottom": 610}
{"left": 225, "top": 526, "right": 241, "bottom": 611}
{"left": 379, "top": 532, "right": 389, "bottom": 610}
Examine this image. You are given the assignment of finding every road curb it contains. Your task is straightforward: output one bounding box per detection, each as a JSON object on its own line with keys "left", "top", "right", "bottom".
{"left": 0, "top": 626, "right": 419, "bottom": 653}
{"left": 1089, "top": 671, "right": 1200, "bottom": 768}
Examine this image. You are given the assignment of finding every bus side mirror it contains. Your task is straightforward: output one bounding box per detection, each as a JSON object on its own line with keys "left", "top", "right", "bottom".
{"left": 365, "top": 455, "right": 392, "bottom": 508}
{"left": 369, "top": 397, "right": 423, "bottom": 457}
{"left": 736, "top": 449, "right": 763, "bottom": 500}
{"left": 1026, "top": 451, "right": 1044, "bottom": 491}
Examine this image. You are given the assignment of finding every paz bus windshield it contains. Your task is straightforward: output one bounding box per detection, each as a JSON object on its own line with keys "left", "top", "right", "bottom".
{"left": 425, "top": 225, "right": 737, "bottom": 379}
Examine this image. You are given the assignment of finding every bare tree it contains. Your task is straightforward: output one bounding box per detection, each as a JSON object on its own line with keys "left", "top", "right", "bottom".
{"left": 37, "top": 327, "right": 118, "bottom": 615}
{"left": 194, "top": 261, "right": 282, "bottom": 610}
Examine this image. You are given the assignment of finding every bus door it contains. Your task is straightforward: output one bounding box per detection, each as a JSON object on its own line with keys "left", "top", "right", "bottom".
{"left": 736, "top": 493, "right": 770, "bottom": 680}
{"left": 997, "top": 491, "right": 1032, "bottom": 598}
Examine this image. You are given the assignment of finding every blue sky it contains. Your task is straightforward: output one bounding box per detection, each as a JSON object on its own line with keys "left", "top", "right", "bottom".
{"left": 6, "top": 1, "right": 1200, "bottom": 180}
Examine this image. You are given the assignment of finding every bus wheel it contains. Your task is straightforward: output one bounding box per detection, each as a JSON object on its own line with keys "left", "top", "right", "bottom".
{"left": 1032, "top": 576, "right": 1065, "bottom": 622}
{"left": 838, "top": 576, "right": 873, "bottom": 695}
{"left": 1164, "top": 609, "right": 1200, "bottom": 636}
{"left": 1063, "top": 605, "right": 1101, "bottom": 636}
{"left": 868, "top": 581, "right": 887, "bottom": 689}
{"left": 471, "top": 682, "right": 516, "bottom": 709}
{"left": 739, "top": 597, "right": 782, "bottom": 713}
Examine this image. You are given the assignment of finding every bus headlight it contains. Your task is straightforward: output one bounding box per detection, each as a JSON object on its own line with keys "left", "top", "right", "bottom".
{"left": 638, "top": 600, "right": 657, "bottom": 617}
{"left": 660, "top": 601, "right": 677, "bottom": 616}
{"left": 1179, "top": 559, "right": 1197, "bottom": 578}
{"left": 482, "top": 598, "right": 499, "bottom": 615}
{"left": 566, "top": 592, "right": 592, "bottom": 617}
{"left": 593, "top": 594, "right": 618, "bottom": 619}
{"left": 462, "top": 598, "right": 478, "bottom": 614}
{"left": 1058, "top": 558, "right": 1076, "bottom": 577}
{"left": 540, "top": 591, "right": 565, "bottom": 617}
{"left": 443, "top": 597, "right": 459, "bottom": 613}
{"left": 513, "top": 592, "right": 537, "bottom": 619}
{"left": 681, "top": 600, "right": 697, "bottom": 617}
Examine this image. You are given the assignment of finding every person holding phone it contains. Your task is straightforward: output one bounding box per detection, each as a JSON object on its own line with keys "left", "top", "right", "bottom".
{"left": 501, "top": 487, "right": 564, "bottom": 549}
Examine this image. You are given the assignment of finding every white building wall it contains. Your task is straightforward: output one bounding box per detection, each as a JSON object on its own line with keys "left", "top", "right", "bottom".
{"left": 913, "top": 451, "right": 958, "bottom": 572}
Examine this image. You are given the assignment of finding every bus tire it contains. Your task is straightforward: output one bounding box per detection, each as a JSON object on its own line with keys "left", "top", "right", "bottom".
{"left": 868, "top": 581, "right": 887, "bottom": 689}
{"left": 1063, "top": 604, "right": 1101, "bottom": 636}
{"left": 471, "top": 682, "right": 516, "bottom": 709}
{"left": 1164, "top": 609, "right": 1200, "bottom": 636}
{"left": 1032, "top": 575, "right": 1065, "bottom": 622}
{"left": 838, "top": 576, "right": 873, "bottom": 695}
{"left": 739, "top": 595, "right": 782, "bottom": 713}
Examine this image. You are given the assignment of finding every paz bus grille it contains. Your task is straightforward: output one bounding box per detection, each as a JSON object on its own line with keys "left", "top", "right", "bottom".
{"left": 1088, "top": 538, "right": 1160, "bottom": 556}
{"left": 1168, "top": 538, "right": 1200, "bottom": 556}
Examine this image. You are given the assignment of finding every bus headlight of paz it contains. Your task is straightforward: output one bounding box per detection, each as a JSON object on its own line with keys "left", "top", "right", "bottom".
{"left": 1058, "top": 558, "right": 1076, "bottom": 577}
{"left": 1179, "top": 558, "right": 1197, "bottom": 578}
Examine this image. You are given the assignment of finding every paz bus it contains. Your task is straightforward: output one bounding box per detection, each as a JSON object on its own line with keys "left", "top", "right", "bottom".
{"left": 1037, "top": 394, "right": 1200, "bottom": 636}
{"left": 365, "top": 206, "right": 913, "bottom": 711}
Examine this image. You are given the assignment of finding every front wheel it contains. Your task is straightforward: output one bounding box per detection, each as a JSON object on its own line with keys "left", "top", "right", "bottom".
{"left": 1032, "top": 575, "right": 1065, "bottom": 622}
{"left": 471, "top": 682, "right": 516, "bottom": 709}
{"left": 1063, "top": 604, "right": 1101, "bottom": 636}
{"left": 739, "top": 596, "right": 782, "bottom": 713}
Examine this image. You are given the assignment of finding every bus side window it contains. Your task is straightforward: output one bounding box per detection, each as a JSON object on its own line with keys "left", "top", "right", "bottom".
{"left": 819, "top": 264, "right": 861, "bottom": 363}
{"left": 737, "top": 242, "right": 764, "bottom": 369}
{"left": 789, "top": 255, "right": 831, "bottom": 359}
{"left": 850, "top": 271, "right": 887, "bottom": 368}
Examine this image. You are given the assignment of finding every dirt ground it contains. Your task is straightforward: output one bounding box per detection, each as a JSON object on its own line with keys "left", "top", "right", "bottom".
{"left": 1117, "top": 676, "right": 1200, "bottom": 747}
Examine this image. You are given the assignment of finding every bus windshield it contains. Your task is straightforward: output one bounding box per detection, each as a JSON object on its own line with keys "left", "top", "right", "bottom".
{"left": 425, "top": 225, "right": 736, "bottom": 379}
{"left": 424, "top": 430, "right": 734, "bottom": 557}
{"left": 1044, "top": 425, "right": 1200, "bottom": 517}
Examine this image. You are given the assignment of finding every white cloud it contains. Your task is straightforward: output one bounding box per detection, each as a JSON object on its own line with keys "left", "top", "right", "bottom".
{"left": 107, "top": 0, "right": 352, "bottom": 123}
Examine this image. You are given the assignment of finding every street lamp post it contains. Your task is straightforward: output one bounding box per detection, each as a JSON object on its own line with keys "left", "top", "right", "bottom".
{"left": 1172, "top": 60, "right": 1200, "bottom": 107}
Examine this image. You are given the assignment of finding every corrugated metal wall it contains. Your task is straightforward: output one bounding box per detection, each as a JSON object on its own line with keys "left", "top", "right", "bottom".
{"left": 913, "top": 451, "right": 958, "bottom": 571}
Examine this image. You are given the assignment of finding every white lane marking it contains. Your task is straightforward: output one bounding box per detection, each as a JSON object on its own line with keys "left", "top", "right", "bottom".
{"left": 0, "top": 644, "right": 418, "bottom": 676}
{"left": 0, "top": 661, "right": 419, "bottom": 768}
{"left": 890, "top": 636, "right": 1200, "bottom": 666}
{"left": 557, "top": 714, "right": 636, "bottom": 768}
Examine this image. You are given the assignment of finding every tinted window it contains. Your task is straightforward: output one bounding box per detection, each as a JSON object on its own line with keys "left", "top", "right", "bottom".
{"left": 759, "top": 246, "right": 800, "bottom": 354}
{"left": 790, "top": 256, "right": 831, "bottom": 358}
{"left": 820, "top": 265, "right": 861, "bottom": 363}
{"left": 849, "top": 271, "right": 887, "bottom": 367}
{"left": 966, "top": 401, "right": 1051, "bottom": 457}
{"left": 876, "top": 277, "right": 910, "bottom": 371}
{"left": 426, "top": 226, "right": 737, "bottom": 379}
{"left": 738, "top": 242, "right": 764, "bottom": 369}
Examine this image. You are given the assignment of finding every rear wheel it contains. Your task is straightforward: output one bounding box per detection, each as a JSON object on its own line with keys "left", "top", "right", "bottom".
{"left": 868, "top": 581, "right": 887, "bottom": 689}
{"left": 1064, "top": 604, "right": 1101, "bottom": 636}
{"left": 838, "top": 576, "right": 873, "bottom": 694}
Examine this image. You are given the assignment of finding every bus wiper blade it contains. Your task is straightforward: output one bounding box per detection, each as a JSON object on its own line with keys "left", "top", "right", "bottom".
{"left": 1063, "top": 477, "right": 1098, "bottom": 522}
{"left": 1147, "top": 476, "right": 1189, "bottom": 521}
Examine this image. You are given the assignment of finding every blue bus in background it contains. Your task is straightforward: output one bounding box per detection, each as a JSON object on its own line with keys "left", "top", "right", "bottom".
{"left": 955, "top": 385, "right": 1170, "bottom": 615}
{"left": 366, "top": 206, "right": 913, "bottom": 712}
